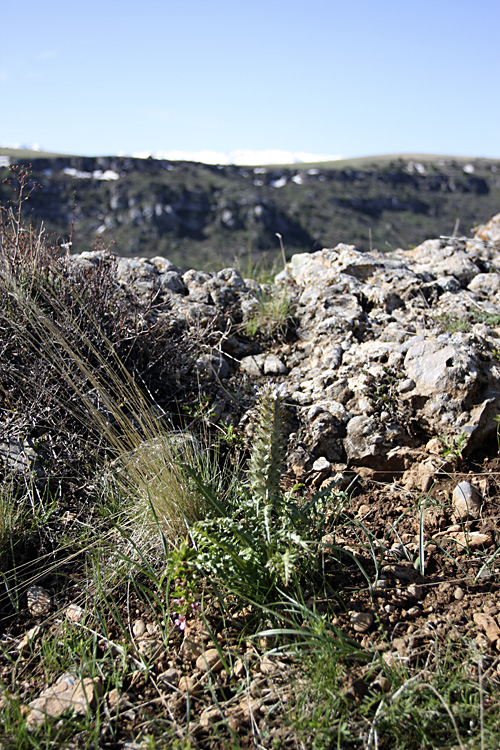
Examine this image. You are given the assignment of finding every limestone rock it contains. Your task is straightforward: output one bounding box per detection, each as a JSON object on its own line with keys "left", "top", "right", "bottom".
{"left": 452, "top": 481, "right": 482, "bottom": 520}
{"left": 26, "top": 586, "right": 52, "bottom": 617}
{"left": 350, "top": 612, "right": 373, "bottom": 633}
{"left": 195, "top": 648, "right": 224, "bottom": 673}
{"left": 26, "top": 673, "right": 102, "bottom": 727}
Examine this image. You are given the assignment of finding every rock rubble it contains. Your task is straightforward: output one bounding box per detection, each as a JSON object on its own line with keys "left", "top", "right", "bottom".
{"left": 69, "top": 212, "right": 500, "bottom": 488}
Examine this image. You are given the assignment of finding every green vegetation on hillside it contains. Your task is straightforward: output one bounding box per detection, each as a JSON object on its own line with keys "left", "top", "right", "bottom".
{"left": 1, "top": 152, "right": 499, "bottom": 269}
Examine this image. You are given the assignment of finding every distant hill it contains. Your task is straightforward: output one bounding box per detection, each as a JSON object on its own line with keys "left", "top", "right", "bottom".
{"left": 1, "top": 150, "right": 499, "bottom": 270}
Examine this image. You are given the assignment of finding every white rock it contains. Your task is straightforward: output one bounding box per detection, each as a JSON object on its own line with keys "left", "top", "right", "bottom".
{"left": 453, "top": 481, "right": 482, "bottom": 520}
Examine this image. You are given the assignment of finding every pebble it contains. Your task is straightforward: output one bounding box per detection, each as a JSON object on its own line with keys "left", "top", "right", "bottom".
{"left": 158, "top": 668, "right": 179, "bottom": 687}
{"left": 453, "top": 481, "right": 482, "bottom": 520}
{"left": 178, "top": 676, "right": 202, "bottom": 695}
{"left": 26, "top": 586, "right": 52, "bottom": 617}
{"left": 407, "top": 606, "right": 421, "bottom": 617}
{"left": 398, "top": 378, "right": 416, "bottom": 394}
{"left": 390, "top": 542, "right": 406, "bottom": 559}
{"left": 407, "top": 583, "right": 423, "bottom": 600}
{"left": 372, "top": 675, "right": 391, "bottom": 693}
{"left": 312, "top": 456, "right": 331, "bottom": 472}
{"left": 199, "top": 706, "right": 222, "bottom": 728}
{"left": 454, "top": 587, "right": 465, "bottom": 601}
{"left": 450, "top": 531, "right": 493, "bottom": 549}
{"left": 473, "top": 613, "right": 500, "bottom": 643}
{"left": 26, "top": 673, "right": 102, "bottom": 727}
{"left": 66, "top": 604, "right": 85, "bottom": 623}
{"left": 132, "top": 619, "right": 146, "bottom": 638}
{"left": 233, "top": 658, "right": 246, "bottom": 678}
{"left": 17, "top": 625, "right": 42, "bottom": 655}
{"left": 350, "top": 612, "right": 373, "bottom": 633}
{"left": 195, "top": 648, "right": 224, "bottom": 673}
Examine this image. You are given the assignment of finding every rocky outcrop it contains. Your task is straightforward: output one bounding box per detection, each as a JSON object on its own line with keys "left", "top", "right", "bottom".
{"left": 64, "top": 211, "right": 500, "bottom": 491}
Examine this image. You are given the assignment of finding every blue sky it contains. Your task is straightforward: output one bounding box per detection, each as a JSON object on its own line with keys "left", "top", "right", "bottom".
{"left": 1, "top": 0, "right": 499, "bottom": 162}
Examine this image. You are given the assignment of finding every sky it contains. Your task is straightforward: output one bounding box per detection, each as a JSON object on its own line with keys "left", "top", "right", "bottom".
{"left": 1, "top": 0, "right": 499, "bottom": 164}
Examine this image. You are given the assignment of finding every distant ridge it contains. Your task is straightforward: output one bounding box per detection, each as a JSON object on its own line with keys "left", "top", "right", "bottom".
{"left": 1, "top": 150, "right": 499, "bottom": 270}
{"left": 1, "top": 146, "right": 498, "bottom": 168}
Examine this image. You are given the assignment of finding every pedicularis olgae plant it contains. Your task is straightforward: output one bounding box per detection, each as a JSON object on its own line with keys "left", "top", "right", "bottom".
{"left": 189, "top": 385, "right": 326, "bottom": 602}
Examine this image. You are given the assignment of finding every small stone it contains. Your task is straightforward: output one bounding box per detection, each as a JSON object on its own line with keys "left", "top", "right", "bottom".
{"left": 66, "top": 604, "right": 85, "bottom": 623}
{"left": 371, "top": 675, "right": 391, "bottom": 693}
{"left": 454, "top": 587, "right": 465, "bottom": 601}
{"left": 312, "top": 456, "right": 331, "bottom": 472}
{"left": 473, "top": 613, "right": 500, "bottom": 644}
{"left": 477, "top": 566, "right": 494, "bottom": 580}
{"left": 178, "top": 676, "right": 202, "bottom": 695}
{"left": 263, "top": 353, "right": 287, "bottom": 375}
{"left": 26, "top": 673, "right": 102, "bottom": 727}
{"left": 106, "top": 688, "right": 120, "bottom": 711}
{"left": 398, "top": 378, "right": 416, "bottom": 394}
{"left": 17, "top": 625, "right": 42, "bottom": 655}
{"left": 390, "top": 542, "right": 406, "bottom": 559}
{"left": 132, "top": 619, "right": 146, "bottom": 638}
{"left": 453, "top": 481, "right": 482, "bottom": 520}
{"left": 199, "top": 706, "right": 222, "bottom": 728}
{"left": 407, "top": 583, "right": 423, "bottom": 600}
{"left": 158, "top": 668, "right": 179, "bottom": 687}
{"left": 426, "top": 437, "right": 443, "bottom": 454}
{"left": 107, "top": 688, "right": 133, "bottom": 712}
{"left": 240, "top": 355, "right": 262, "bottom": 377}
{"left": 407, "top": 606, "right": 421, "bottom": 617}
{"left": 351, "top": 612, "right": 373, "bottom": 633}
{"left": 259, "top": 654, "right": 284, "bottom": 675}
{"left": 27, "top": 586, "right": 52, "bottom": 617}
{"left": 451, "top": 531, "right": 493, "bottom": 549}
{"left": 195, "top": 648, "right": 223, "bottom": 673}
{"left": 233, "top": 658, "right": 246, "bottom": 678}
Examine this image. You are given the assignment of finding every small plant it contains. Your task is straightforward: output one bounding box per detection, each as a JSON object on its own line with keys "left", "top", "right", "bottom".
{"left": 438, "top": 432, "right": 468, "bottom": 462}
{"left": 185, "top": 386, "right": 339, "bottom": 603}
{"left": 163, "top": 542, "right": 201, "bottom": 631}
{"left": 436, "top": 309, "right": 500, "bottom": 334}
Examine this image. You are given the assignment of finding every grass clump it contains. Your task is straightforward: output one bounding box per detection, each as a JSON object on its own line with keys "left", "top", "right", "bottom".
{"left": 245, "top": 285, "right": 295, "bottom": 337}
{"left": 436, "top": 308, "right": 500, "bottom": 334}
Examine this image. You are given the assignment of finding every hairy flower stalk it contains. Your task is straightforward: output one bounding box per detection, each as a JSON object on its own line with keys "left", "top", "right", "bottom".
{"left": 247, "top": 386, "right": 286, "bottom": 541}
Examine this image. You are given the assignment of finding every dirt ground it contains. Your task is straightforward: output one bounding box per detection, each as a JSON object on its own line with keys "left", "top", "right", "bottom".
{"left": 2, "top": 444, "right": 500, "bottom": 749}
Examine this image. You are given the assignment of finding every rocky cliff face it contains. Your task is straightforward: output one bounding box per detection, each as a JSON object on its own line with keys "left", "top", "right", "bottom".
{"left": 1, "top": 154, "right": 499, "bottom": 269}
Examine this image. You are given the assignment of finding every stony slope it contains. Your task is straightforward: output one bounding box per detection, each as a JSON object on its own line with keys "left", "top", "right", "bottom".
{"left": 3, "top": 210, "right": 500, "bottom": 747}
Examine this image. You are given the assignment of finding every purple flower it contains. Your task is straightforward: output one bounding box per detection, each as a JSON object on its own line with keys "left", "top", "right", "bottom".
{"left": 174, "top": 613, "right": 186, "bottom": 631}
{"left": 190, "top": 601, "right": 201, "bottom": 613}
